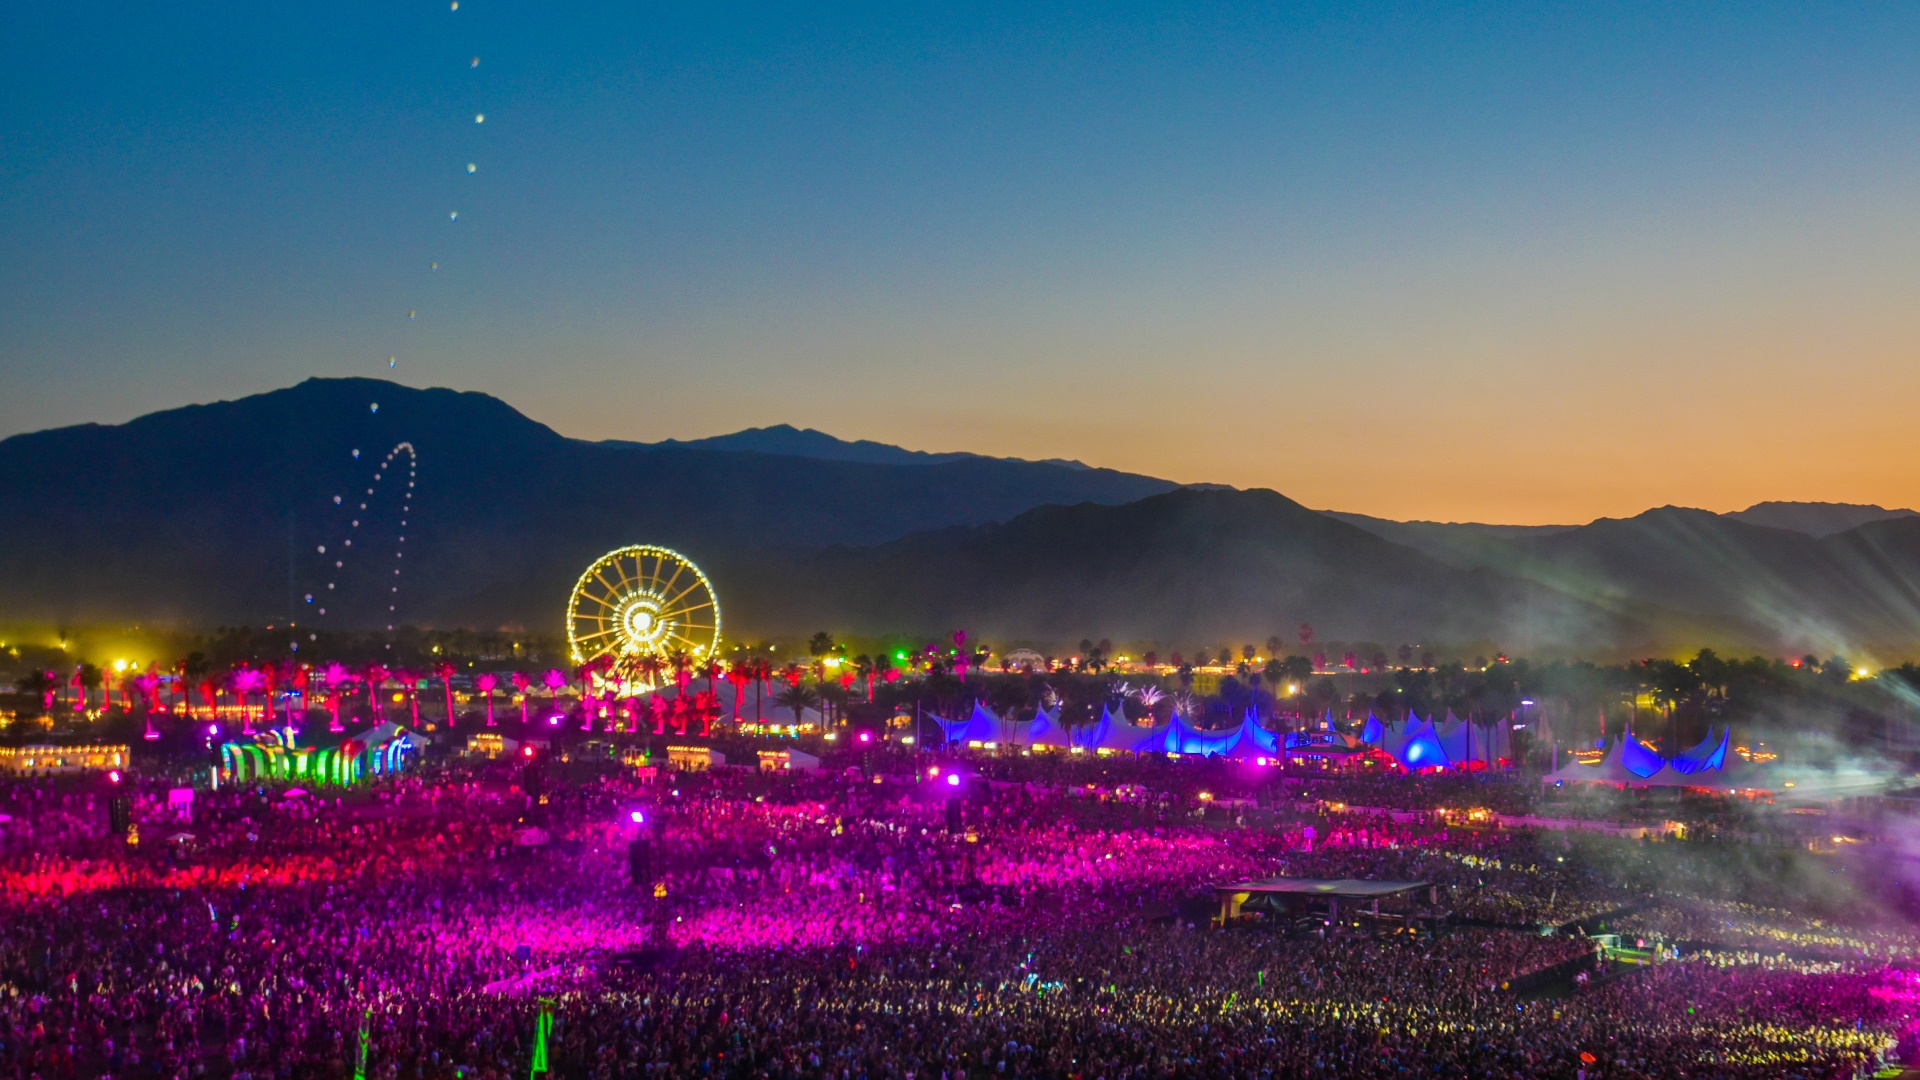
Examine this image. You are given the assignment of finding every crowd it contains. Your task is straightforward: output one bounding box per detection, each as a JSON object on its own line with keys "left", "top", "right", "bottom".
{"left": 0, "top": 751, "right": 1913, "bottom": 1080}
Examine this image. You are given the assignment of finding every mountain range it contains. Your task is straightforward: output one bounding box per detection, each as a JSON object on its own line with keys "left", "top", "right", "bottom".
{"left": 3, "top": 377, "right": 1919, "bottom": 659}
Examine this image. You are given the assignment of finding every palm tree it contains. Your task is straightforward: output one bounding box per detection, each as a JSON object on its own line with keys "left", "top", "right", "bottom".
{"left": 433, "top": 661, "right": 458, "bottom": 726}
{"left": 636, "top": 652, "right": 667, "bottom": 692}
{"left": 16, "top": 670, "right": 56, "bottom": 716}
{"left": 476, "top": 672, "right": 499, "bottom": 726}
{"left": 752, "top": 657, "right": 772, "bottom": 723}
{"left": 511, "top": 671, "right": 531, "bottom": 724}
{"left": 134, "top": 671, "right": 163, "bottom": 740}
{"left": 286, "top": 662, "right": 309, "bottom": 726}
{"left": 180, "top": 652, "right": 212, "bottom": 715}
{"left": 1135, "top": 684, "right": 1168, "bottom": 724}
{"left": 363, "top": 664, "right": 392, "bottom": 722}
{"left": 726, "top": 662, "right": 753, "bottom": 725}
{"left": 324, "top": 662, "right": 351, "bottom": 732}
{"left": 394, "top": 669, "right": 423, "bottom": 726}
{"left": 230, "top": 666, "right": 266, "bottom": 732}
{"left": 76, "top": 663, "right": 103, "bottom": 714}
{"left": 773, "top": 681, "right": 820, "bottom": 728}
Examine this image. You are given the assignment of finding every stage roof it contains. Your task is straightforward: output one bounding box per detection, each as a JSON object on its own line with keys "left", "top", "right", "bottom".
{"left": 1218, "top": 877, "right": 1428, "bottom": 899}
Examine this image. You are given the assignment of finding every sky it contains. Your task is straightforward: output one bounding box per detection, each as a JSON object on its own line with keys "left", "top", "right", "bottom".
{"left": 4, "top": 2, "right": 1920, "bottom": 524}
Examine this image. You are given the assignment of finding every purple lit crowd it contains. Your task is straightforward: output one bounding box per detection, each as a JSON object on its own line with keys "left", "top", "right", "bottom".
{"left": 0, "top": 751, "right": 1914, "bottom": 1080}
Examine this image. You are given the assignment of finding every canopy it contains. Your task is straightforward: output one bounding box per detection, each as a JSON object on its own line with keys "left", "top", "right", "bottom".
{"left": 1359, "top": 713, "right": 1384, "bottom": 745}
{"left": 1395, "top": 718, "right": 1450, "bottom": 770}
{"left": 1025, "top": 707, "right": 1074, "bottom": 749}
{"left": 938, "top": 703, "right": 1016, "bottom": 746}
{"left": 1667, "top": 726, "right": 1729, "bottom": 774}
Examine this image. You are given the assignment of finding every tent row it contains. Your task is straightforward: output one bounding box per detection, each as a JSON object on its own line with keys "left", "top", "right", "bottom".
{"left": 1359, "top": 712, "right": 1515, "bottom": 771}
{"left": 1539, "top": 725, "right": 1771, "bottom": 791}
{"left": 929, "top": 703, "right": 1287, "bottom": 760}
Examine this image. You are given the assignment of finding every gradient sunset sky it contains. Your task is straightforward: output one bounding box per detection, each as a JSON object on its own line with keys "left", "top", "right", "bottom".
{"left": 5, "top": 3, "right": 1920, "bottom": 523}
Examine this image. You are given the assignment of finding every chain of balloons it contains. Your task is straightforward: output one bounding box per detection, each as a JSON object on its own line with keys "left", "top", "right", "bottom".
{"left": 305, "top": 442, "right": 418, "bottom": 651}
{"left": 384, "top": 0, "right": 485, "bottom": 375}
{"left": 300, "top": 6, "right": 479, "bottom": 648}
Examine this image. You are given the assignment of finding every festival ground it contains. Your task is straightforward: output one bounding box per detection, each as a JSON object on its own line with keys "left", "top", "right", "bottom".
{"left": 2, "top": 745, "right": 1917, "bottom": 1080}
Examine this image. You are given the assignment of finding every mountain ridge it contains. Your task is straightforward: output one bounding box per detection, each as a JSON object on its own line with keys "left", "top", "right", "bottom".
{"left": 613, "top": 424, "right": 1097, "bottom": 472}
{"left": 4, "top": 378, "right": 1919, "bottom": 655}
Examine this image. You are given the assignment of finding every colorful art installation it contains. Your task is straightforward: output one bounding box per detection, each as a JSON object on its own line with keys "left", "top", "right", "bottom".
{"left": 221, "top": 726, "right": 421, "bottom": 787}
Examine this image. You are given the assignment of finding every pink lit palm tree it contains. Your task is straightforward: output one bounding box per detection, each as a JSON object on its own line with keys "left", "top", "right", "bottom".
{"left": 288, "top": 663, "right": 310, "bottom": 726}
{"left": 541, "top": 667, "right": 567, "bottom": 708}
{"left": 433, "top": 662, "right": 458, "bottom": 727}
{"left": 392, "top": 669, "right": 422, "bottom": 726}
{"left": 324, "top": 662, "right": 351, "bottom": 732}
{"left": 475, "top": 672, "right": 499, "bottom": 726}
{"left": 363, "top": 664, "right": 392, "bottom": 722}
{"left": 726, "top": 663, "right": 752, "bottom": 725}
{"left": 230, "top": 667, "right": 267, "bottom": 734}
{"left": 511, "top": 672, "right": 531, "bottom": 725}
{"left": 134, "top": 671, "right": 163, "bottom": 740}
{"left": 574, "top": 660, "right": 604, "bottom": 731}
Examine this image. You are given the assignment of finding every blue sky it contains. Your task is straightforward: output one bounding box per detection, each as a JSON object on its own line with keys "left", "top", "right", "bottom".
{"left": 5, "top": 2, "right": 1920, "bottom": 521}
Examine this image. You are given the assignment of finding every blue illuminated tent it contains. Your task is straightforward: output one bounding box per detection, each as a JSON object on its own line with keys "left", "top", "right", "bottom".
{"left": 1237, "top": 709, "right": 1280, "bottom": 753}
{"left": 1393, "top": 718, "right": 1450, "bottom": 770}
{"left": 1359, "top": 713, "right": 1384, "bottom": 745}
{"left": 941, "top": 703, "right": 1016, "bottom": 746}
{"left": 1025, "top": 706, "right": 1074, "bottom": 750}
{"left": 1086, "top": 704, "right": 1175, "bottom": 753}
{"left": 1164, "top": 713, "right": 1241, "bottom": 756}
{"left": 1667, "top": 726, "right": 1729, "bottom": 774}
{"left": 1619, "top": 725, "right": 1666, "bottom": 778}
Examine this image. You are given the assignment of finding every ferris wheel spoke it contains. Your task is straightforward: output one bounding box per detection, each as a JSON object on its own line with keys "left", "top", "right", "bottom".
{"left": 657, "top": 597, "right": 713, "bottom": 623}
{"left": 657, "top": 577, "right": 708, "bottom": 614}
{"left": 591, "top": 569, "right": 627, "bottom": 603}
{"left": 577, "top": 588, "right": 622, "bottom": 612}
{"left": 655, "top": 559, "right": 687, "bottom": 601}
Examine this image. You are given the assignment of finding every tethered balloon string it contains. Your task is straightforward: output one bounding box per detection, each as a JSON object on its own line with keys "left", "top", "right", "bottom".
{"left": 307, "top": 442, "right": 418, "bottom": 651}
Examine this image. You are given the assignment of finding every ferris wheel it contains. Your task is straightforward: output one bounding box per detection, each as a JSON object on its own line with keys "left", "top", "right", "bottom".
{"left": 566, "top": 545, "right": 722, "bottom": 665}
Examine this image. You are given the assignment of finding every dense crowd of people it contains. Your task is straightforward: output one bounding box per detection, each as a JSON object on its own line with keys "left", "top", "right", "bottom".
{"left": 0, "top": 748, "right": 1914, "bottom": 1079}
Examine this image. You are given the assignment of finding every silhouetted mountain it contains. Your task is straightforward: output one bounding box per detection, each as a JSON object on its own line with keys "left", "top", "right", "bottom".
{"left": 8, "top": 379, "right": 1920, "bottom": 653}
{"left": 1726, "top": 501, "right": 1918, "bottom": 537}
{"left": 1333, "top": 505, "right": 1920, "bottom": 654}
{"left": 1321, "top": 512, "right": 1572, "bottom": 569}
{"left": 621, "top": 424, "right": 1093, "bottom": 471}
{"left": 0, "top": 379, "right": 1174, "bottom": 628}
{"left": 733, "top": 489, "right": 1670, "bottom": 649}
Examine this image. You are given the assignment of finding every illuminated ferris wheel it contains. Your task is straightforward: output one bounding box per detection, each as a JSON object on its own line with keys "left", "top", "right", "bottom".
{"left": 566, "top": 545, "right": 721, "bottom": 665}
